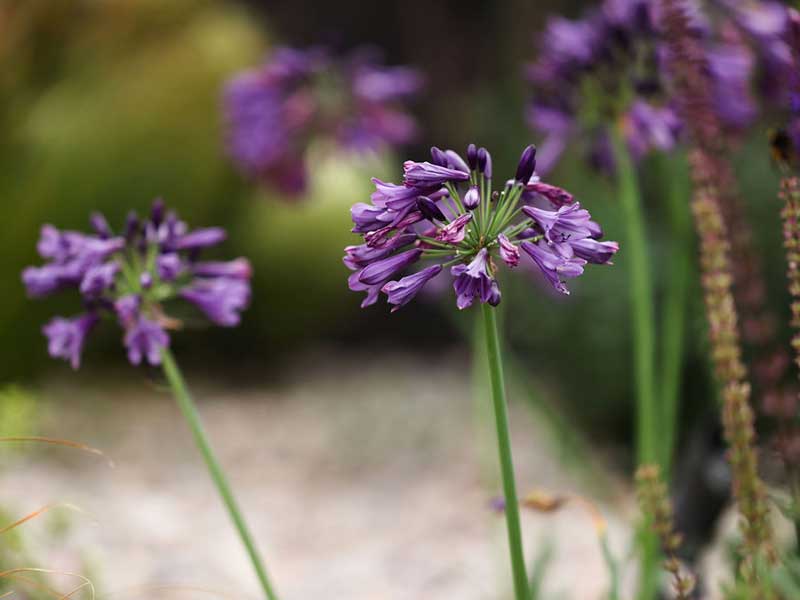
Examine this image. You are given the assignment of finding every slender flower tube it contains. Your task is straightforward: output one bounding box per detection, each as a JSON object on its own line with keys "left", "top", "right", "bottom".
{"left": 345, "top": 143, "right": 619, "bottom": 600}
{"left": 23, "top": 200, "right": 279, "bottom": 600}
{"left": 660, "top": 0, "right": 775, "bottom": 583}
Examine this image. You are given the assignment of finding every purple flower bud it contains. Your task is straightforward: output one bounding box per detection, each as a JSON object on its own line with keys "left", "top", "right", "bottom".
{"left": 515, "top": 145, "right": 537, "bottom": 183}
{"left": 90, "top": 212, "right": 112, "bottom": 239}
{"left": 403, "top": 161, "right": 470, "bottom": 186}
{"left": 444, "top": 149, "right": 470, "bottom": 173}
{"left": 180, "top": 277, "right": 251, "bottom": 327}
{"left": 570, "top": 238, "right": 619, "bottom": 264}
{"left": 417, "top": 196, "right": 446, "bottom": 222}
{"left": 140, "top": 271, "right": 153, "bottom": 290}
{"left": 381, "top": 264, "right": 443, "bottom": 312}
{"left": 435, "top": 213, "right": 473, "bottom": 244}
{"left": 466, "top": 143, "right": 478, "bottom": 170}
{"left": 430, "top": 146, "right": 449, "bottom": 166}
{"left": 115, "top": 294, "right": 140, "bottom": 327}
{"left": 150, "top": 198, "right": 166, "bottom": 226}
{"left": 357, "top": 249, "right": 422, "bottom": 286}
{"left": 42, "top": 313, "right": 98, "bottom": 370}
{"left": 521, "top": 241, "right": 586, "bottom": 295}
{"left": 498, "top": 234, "right": 520, "bottom": 268}
{"left": 157, "top": 253, "right": 185, "bottom": 281}
{"left": 351, "top": 202, "right": 387, "bottom": 233}
{"left": 174, "top": 227, "right": 226, "bottom": 251}
{"left": 124, "top": 317, "right": 169, "bottom": 366}
{"left": 463, "top": 186, "right": 480, "bottom": 210}
{"left": 192, "top": 258, "right": 253, "bottom": 280}
{"left": 124, "top": 211, "right": 140, "bottom": 241}
{"left": 79, "top": 261, "right": 119, "bottom": 297}
{"left": 343, "top": 234, "right": 416, "bottom": 270}
{"left": 450, "top": 248, "right": 500, "bottom": 309}
{"left": 477, "top": 147, "right": 492, "bottom": 178}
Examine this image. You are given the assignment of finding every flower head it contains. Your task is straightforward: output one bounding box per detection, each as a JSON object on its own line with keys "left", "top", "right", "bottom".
{"left": 526, "top": 0, "right": 791, "bottom": 174}
{"left": 344, "top": 144, "right": 618, "bottom": 310}
{"left": 224, "top": 45, "right": 422, "bottom": 195}
{"left": 24, "top": 199, "right": 252, "bottom": 368}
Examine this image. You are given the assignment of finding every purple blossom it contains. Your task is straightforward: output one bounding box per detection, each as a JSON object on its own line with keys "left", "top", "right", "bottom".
{"left": 192, "top": 258, "right": 253, "bottom": 280}
{"left": 115, "top": 294, "right": 140, "bottom": 327}
{"left": 43, "top": 313, "right": 98, "bottom": 370}
{"left": 436, "top": 213, "right": 473, "bottom": 244}
{"left": 157, "top": 253, "right": 184, "bottom": 281}
{"left": 174, "top": 228, "right": 227, "bottom": 251}
{"left": 25, "top": 199, "right": 251, "bottom": 368}
{"left": 79, "top": 261, "right": 119, "bottom": 297}
{"left": 224, "top": 45, "right": 421, "bottom": 196}
{"left": 345, "top": 144, "right": 618, "bottom": 310}
{"left": 124, "top": 317, "right": 170, "bottom": 366}
{"left": 521, "top": 241, "right": 586, "bottom": 295}
{"left": 357, "top": 249, "right": 422, "bottom": 286}
{"left": 403, "top": 161, "right": 470, "bottom": 187}
{"left": 452, "top": 250, "right": 501, "bottom": 310}
{"left": 382, "top": 265, "right": 443, "bottom": 312}
{"left": 180, "top": 277, "right": 251, "bottom": 327}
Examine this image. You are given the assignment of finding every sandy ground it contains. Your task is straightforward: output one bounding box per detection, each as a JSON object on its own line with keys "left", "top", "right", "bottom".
{"left": 1, "top": 351, "right": 639, "bottom": 600}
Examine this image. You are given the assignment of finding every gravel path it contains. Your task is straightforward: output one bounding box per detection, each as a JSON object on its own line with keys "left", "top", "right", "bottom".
{"left": 1, "top": 351, "right": 637, "bottom": 599}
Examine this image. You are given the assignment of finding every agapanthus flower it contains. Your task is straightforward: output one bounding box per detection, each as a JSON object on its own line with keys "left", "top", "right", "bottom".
{"left": 224, "top": 45, "right": 422, "bottom": 195}
{"left": 527, "top": 0, "right": 791, "bottom": 174}
{"left": 344, "top": 144, "right": 618, "bottom": 310}
{"left": 23, "top": 199, "right": 252, "bottom": 369}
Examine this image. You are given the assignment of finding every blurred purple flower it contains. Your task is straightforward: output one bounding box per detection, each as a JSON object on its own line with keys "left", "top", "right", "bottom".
{"left": 224, "top": 45, "right": 422, "bottom": 196}
{"left": 42, "top": 313, "right": 98, "bottom": 370}
{"left": 24, "top": 199, "right": 252, "bottom": 368}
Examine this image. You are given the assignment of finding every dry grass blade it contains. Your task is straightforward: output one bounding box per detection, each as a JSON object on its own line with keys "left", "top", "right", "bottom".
{"left": 0, "top": 568, "right": 95, "bottom": 600}
{"left": 0, "top": 503, "right": 94, "bottom": 535}
{"left": 0, "top": 436, "right": 114, "bottom": 467}
{"left": 521, "top": 489, "right": 608, "bottom": 535}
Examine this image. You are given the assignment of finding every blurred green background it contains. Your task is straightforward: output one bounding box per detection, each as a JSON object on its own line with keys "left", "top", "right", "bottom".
{"left": 0, "top": 0, "right": 791, "bottom": 454}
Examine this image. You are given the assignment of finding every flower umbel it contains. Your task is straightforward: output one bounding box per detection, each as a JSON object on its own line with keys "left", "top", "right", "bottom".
{"left": 224, "top": 46, "right": 422, "bottom": 195}
{"left": 23, "top": 199, "right": 253, "bottom": 368}
{"left": 344, "top": 144, "right": 618, "bottom": 310}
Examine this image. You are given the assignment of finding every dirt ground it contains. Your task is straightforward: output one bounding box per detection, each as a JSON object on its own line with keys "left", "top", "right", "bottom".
{"left": 2, "top": 351, "right": 645, "bottom": 599}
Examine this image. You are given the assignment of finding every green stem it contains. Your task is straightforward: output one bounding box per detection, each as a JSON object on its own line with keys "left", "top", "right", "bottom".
{"left": 160, "top": 348, "right": 280, "bottom": 600}
{"left": 610, "top": 128, "right": 659, "bottom": 600}
{"left": 480, "top": 304, "right": 529, "bottom": 600}
{"left": 659, "top": 154, "right": 691, "bottom": 475}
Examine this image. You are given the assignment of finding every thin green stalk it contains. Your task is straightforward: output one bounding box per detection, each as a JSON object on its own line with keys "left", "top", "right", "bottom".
{"left": 610, "top": 128, "right": 659, "bottom": 600}
{"left": 480, "top": 304, "right": 529, "bottom": 600}
{"left": 160, "top": 348, "right": 280, "bottom": 600}
{"left": 659, "top": 154, "right": 691, "bottom": 475}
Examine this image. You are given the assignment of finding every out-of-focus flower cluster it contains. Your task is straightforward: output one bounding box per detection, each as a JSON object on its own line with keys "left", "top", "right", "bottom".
{"left": 527, "top": 0, "right": 795, "bottom": 175}
{"left": 224, "top": 46, "right": 423, "bottom": 195}
{"left": 345, "top": 144, "right": 618, "bottom": 312}
{"left": 22, "top": 200, "right": 252, "bottom": 368}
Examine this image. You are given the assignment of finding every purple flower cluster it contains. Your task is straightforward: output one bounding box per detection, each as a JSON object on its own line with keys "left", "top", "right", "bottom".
{"left": 527, "top": 0, "right": 793, "bottom": 174}
{"left": 345, "top": 144, "right": 619, "bottom": 311}
{"left": 224, "top": 46, "right": 422, "bottom": 195}
{"left": 23, "top": 200, "right": 252, "bottom": 369}
{"left": 788, "top": 8, "right": 800, "bottom": 162}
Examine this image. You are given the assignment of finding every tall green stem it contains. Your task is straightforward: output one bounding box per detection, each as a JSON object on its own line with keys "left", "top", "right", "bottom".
{"left": 480, "top": 303, "right": 529, "bottom": 600}
{"left": 610, "top": 128, "right": 659, "bottom": 600}
{"left": 160, "top": 348, "right": 280, "bottom": 600}
{"left": 659, "top": 154, "right": 691, "bottom": 475}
